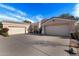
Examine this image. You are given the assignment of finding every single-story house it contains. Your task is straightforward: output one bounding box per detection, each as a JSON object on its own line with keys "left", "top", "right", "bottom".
{"left": 42, "top": 17, "right": 76, "bottom": 36}
{"left": 28, "top": 22, "right": 38, "bottom": 33}
{"left": 28, "top": 19, "right": 48, "bottom": 34}
{"left": 2, "top": 20, "right": 30, "bottom": 35}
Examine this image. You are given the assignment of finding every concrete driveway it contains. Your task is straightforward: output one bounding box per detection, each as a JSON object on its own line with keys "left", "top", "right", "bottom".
{"left": 0, "top": 34, "right": 70, "bottom": 56}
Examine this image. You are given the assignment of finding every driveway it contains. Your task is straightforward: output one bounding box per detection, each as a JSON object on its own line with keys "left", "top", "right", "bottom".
{"left": 0, "top": 34, "right": 70, "bottom": 56}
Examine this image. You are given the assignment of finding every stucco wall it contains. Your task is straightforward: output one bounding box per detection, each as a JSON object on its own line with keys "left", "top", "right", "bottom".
{"left": 2, "top": 22, "right": 30, "bottom": 35}
{"left": 42, "top": 18, "right": 76, "bottom": 36}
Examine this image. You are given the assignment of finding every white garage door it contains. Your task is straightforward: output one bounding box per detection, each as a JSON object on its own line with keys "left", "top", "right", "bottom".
{"left": 45, "top": 25, "right": 70, "bottom": 36}
{"left": 8, "top": 27, "right": 25, "bottom": 35}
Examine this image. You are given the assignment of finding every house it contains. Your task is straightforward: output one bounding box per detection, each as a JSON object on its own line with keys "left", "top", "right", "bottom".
{"left": 28, "top": 19, "right": 48, "bottom": 34}
{"left": 2, "top": 20, "right": 30, "bottom": 35}
{"left": 28, "top": 22, "right": 39, "bottom": 33}
{"left": 42, "top": 17, "right": 76, "bottom": 36}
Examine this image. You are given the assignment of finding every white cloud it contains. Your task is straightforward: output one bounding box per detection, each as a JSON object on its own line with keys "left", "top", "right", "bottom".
{"left": 73, "top": 4, "right": 79, "bottom": 17}
{"left": 0, "top": 4, "right": 34, "bottom": 23}
{"left": 25, "top": 18, "right": 34, "bottom": 23}
{"left": 36, "top": 15, "right": 44, "bottom": 21}
{"left": 7, "top": 12, "right": 24, "bottom": 19}
{"left": 17, "top": 10, "right": 27, "bottom": 16}
{"left": 0, "top": 14, "right": 19, "bottom": 22}
{"left": 0, "top": 4, "right": 27, "bottom": 16}
{"left": 0, "top": 4, "right": 16, "bottom": 11}
{"left": 0, "top": 13, "right": 34, "bottom": 23}
{"left": 7, "top": 12, "right": 34, "bottom": 23}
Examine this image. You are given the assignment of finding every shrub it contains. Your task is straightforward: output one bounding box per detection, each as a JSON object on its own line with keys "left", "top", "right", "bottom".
{"left": 0, "top": 28, "right": 9, "bottom": 37}
{"left": 2, "top": 28, "right": 9, "bottom": 33}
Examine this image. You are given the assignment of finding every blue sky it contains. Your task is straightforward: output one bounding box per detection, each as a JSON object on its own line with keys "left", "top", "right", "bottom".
{"left": 0, "top": 3, "right": 78, "bottom": 22}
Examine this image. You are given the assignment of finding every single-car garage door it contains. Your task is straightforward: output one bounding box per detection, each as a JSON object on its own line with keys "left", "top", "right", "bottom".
{"left": 45, "top": 25, "right": 70, "bottom": 36}
{"left": 8, "top": 27, "right": 25, "bottom": 35}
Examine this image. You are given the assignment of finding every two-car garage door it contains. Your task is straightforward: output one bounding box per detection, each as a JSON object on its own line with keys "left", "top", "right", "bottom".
{"left": 45, "top": 25, "right": 70, "bottom": 36}
{"left": 8, "top": 27, "right": 25, "bottom": 35}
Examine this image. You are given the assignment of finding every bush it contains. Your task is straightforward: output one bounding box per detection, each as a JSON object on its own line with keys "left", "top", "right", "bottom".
{"left": 0, "top": 28, "right": 9, "bottom": 37}
{"left": 2, "top": 28, "right": 9, "bottom": 33}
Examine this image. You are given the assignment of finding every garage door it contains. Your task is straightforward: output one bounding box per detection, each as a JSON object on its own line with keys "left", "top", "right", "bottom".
{"left": 8, "top": 27, "right": 25, "bottom": 35}
{"left": 45, "top": 25, "right": 70, "bottom": 36}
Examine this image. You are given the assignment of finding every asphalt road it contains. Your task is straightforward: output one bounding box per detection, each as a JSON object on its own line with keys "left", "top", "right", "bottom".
{"left": 0, "top": 34, "right": 70, "bottom": 56}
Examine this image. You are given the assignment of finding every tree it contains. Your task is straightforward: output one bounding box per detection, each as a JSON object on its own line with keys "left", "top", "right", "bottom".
{"left": 23, "top": 20, "right": 31, "bottom": 23}
{"left": 59, "top": 13, "right": 75, "bottom": 19}
{"left": 0, "top": 22, "right": 3, "bottom": 29}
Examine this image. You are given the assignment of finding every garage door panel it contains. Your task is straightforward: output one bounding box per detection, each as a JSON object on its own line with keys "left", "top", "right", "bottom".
{"left": 45, "top": 25, "right": 70, "bottom": 36}
{"left": 8, "top": 27, "right": 25, "bottom": 35}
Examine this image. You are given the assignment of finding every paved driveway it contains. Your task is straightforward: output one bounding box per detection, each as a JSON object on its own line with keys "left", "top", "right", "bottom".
{"left": 0, "top": 34, "right": 70, "bottom": 56}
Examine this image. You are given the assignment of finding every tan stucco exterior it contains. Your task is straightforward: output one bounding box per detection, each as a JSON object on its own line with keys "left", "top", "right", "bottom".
{"left": 42, "top": 18, "right": 76, "bottom": 36}
{"left": 2, "top": 21, "right": 30, "bottom": 35}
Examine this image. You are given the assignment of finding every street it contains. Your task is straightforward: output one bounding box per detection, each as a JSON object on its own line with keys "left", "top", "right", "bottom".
{"left": 0, "top": 34, "right": 70, "bottom": 56}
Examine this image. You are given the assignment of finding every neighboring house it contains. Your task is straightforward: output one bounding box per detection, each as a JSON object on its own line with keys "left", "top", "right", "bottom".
{"left": 42, "top": 18, "right": 76, "bottom": 36}
{"left": 28, "top": 19, "right": 48, "bottom": 34}
{"left": 2, "top": 20, "right": 30, "bottom": 35}
{"left": 29, "top": 22, "right": 39, "bottom": 33}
